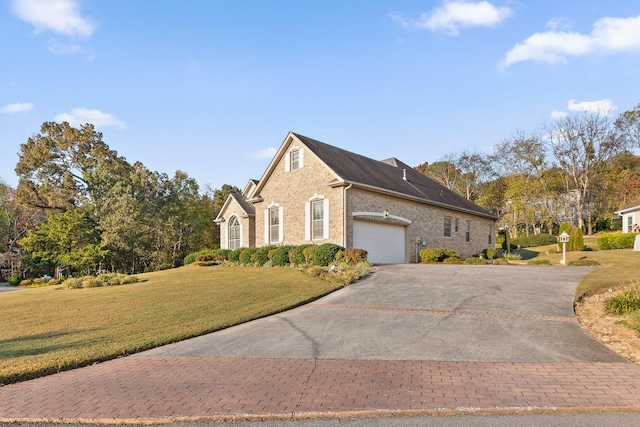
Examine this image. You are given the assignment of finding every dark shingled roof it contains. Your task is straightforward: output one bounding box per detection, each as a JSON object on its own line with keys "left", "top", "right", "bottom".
{"left": 620, "top": 199, "right": 640, "bottom": 212}
{"left": 230, "top": 193, "right": 255, "bottom": 216}
{"left": 292, "top": 133, "right": 495, "bottom": 219}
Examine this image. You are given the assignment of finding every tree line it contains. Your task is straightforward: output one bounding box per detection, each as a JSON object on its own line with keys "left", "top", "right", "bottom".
{"left": 417, "top": 104, "right": 640, "bottom": 237}
{"left": 1, "top": 121, "right": 239, "bottom": 280}
{"left": 2, "top": 104, "right": 639, "bottom": 280}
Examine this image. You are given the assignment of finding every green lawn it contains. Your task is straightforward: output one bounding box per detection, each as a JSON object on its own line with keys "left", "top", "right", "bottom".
{"left": 502, "top": 238, "right": 640, "bottom": 301}
{"left": 0, "top": 265, "right": 341, "bottom": 385}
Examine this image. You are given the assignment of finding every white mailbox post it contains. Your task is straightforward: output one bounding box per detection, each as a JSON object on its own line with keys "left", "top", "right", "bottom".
{"left": 559, "top": 231, "right": 570, "bottom": 266}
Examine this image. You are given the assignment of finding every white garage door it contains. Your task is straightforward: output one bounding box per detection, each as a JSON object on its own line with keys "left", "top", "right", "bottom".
{"left": 353, "top": 220, "right": 406, "bottom": 264}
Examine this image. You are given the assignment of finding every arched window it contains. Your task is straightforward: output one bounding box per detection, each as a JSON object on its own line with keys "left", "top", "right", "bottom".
{"left": 228, "top": 216, "right": 241, "bottom": 249}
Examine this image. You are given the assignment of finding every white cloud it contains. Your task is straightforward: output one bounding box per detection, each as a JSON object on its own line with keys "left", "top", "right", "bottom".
{"left": 503, "top": 14, "right": 640, "bottom": 66}
{"left": 0, "top": 102, "right": 34, "bottom": 113}
{"left": 253, "top": 147, "right": 277, "bottom": 160}
{"left": 11, "top": 0, "right": 96, "bottom": 39}
{"left": 55, "top": 108, "right": 126, "bottom": 129}
{"left": 550, "top": 110, "right": 568, "bottom": 119}
{"left": 551, "top": 99, "right": 618, "bottom": 119}
{"left": 392, "top": 1, "right": 512, "bottom": 36}
{"left": 568, "top": 98, "right": 617, "bottom": 114}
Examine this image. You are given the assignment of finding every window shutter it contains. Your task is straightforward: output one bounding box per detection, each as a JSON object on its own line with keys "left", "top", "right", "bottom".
{"left": 305, "top": 201, "right": 311, "bottom": 241}
{"left": 285, "top": 153, "right": 290, "bottom": 172}
{"left": 299, "top": 149, "right": 304, "bottom": 169}
{"left": 323, "top": 199, "right": 330, "bottom": 239}
{"left": 264, "top": 209, "right": 269, "bottom": 244}
{"left": 278, "top": 206, "right": 284, "bottom": 242}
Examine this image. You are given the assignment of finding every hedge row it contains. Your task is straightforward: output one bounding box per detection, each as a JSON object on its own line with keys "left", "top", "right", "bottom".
{"left": 184, "top": 244, "right": 370, "bottom": 268}
{"left": 598, "top": 232, "right": 638, "bottom": 250}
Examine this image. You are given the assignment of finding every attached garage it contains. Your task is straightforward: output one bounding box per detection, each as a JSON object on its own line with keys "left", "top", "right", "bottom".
{"left": 353, "top": 220, "right": 406, "bottom": 264}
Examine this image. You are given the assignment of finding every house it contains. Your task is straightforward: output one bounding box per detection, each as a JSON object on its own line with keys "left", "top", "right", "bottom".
{"left": 616, "top": 200, "right": 640, "bottom": 233}
{"left": 215, "top": 132, "right": 497, "bottom": 263}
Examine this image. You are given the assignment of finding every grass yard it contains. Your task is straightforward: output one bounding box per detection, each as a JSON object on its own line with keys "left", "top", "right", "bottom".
{"left": 0, "top": 265, "right": 342, "bottom": 385}
{"left": 502, "top": 238, "right": 640, "bottom": 301}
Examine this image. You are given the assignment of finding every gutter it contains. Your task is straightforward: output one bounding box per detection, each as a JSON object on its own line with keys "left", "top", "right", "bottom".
{"left": 343, "top": 182, "right": 352, "bottom": 248}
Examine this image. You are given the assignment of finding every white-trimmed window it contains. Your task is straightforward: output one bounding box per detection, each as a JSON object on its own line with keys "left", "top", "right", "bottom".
{"left": 488, "top": 226, "right": 493, "bottom": 245}
{"left": 305, "top": 195, "right": 329, "bottom": 241}
{"left": 228, "top": 216, "right": 241, "bottom": 250}
{"left": 270, "top": 208, "right": 280, "bottom": 243}
{"left": 628, "top": 215, "right": 633, "bottom": 233}
{"left": 285, "top": 147, "right": 304, "bottom": 172}
{"left": 264, "top": 204, "right": 284, "bottom": 244}
{"left": 444, "top": 216, "right": 452, "bottom": 238}
{"left": 465, "top": 220, "right": 471, "bottom": 243}
{"left": 454, "top": 218, "right": 459, "bottom": 233}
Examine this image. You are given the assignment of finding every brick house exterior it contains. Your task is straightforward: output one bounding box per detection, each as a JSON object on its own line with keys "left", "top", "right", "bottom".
{"left": 216, "top": 132, "right": 497, "bottom": 263}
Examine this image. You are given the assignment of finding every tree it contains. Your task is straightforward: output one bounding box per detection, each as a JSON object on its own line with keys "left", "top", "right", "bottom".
{"left": 547, "top": 111, "right": 627, "bottom": 234}
{"left": 615, "top": 103, "right": 640, "bottom": 149}
{"left": 19, "top": 208, "right": 108, "bottom": 276}
{"left": 15, "top": 121, "right": 131, "bottom": 211}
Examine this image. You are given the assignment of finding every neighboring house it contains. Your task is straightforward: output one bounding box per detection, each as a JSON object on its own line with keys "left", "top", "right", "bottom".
{"left": 616, "top": 200, "right": 640, "bottom": 233}
{"left": 215, "top": 132, "right": 497, "bottom": 264}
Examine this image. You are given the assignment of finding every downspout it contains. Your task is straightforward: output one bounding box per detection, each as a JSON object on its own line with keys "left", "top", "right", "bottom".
{"left": 343, "top": 182, "right": 352, "bottom": 249}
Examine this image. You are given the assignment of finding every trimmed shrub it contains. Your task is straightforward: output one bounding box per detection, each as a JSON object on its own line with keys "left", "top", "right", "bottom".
{"left": 291, "top": 244, "right": 315, "bottom": 266}
{"left": 64, "top": 278, "right": 83, "bottom": 289}
{"left": 464, "top": 257, "right": 487, "bottom": 265}
{"left": 271, "top": 246, "right": 294, "bottom": 267}
{"left": 184, "top": 249, "right": 218, "bottom": 265}
{"left": 598, "top": 232, "right": 637, "bottom": 250}
{"left": 337, "top": 248, "right": 369, "bottom": 266}
{"left": 239, "top": 248, "right": 257, "bottom": 265}
{"left": 303, "top": 245, "right": 318, "bottom": 265}
{"left": 215, "top": 249, "right": 230, "bottom": 261}
{"left": 483, "top": 248, "right": 498, "bottom": 260}
{"left": 228, "top": 248, "right": 243, "bottom": 263}
{"left": 528, "top": 259, "right": 551, "bottom": 265}
{"left": 442, "top": 256, "right": 462, "bottom": 264}
{"left": 568, "top": 259, "right": 601, "bottom": 267}
{"left": 420, "top": 248, "right": 458, "bottom": 263}
{"left": 510, "top": 234, "right": 557, "bottom": 248}
{"left": 8, "top": 276, "right": 21, "bottom": 286}
{"left": 312, "top": 243, "right": 345, "bottom": 267}
{"left": 252, "top": 246, "right": 275, "bottom": 266}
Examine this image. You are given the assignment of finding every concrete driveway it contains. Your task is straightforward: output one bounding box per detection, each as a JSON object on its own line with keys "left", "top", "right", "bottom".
{"left": 1, "top": 264, "right": 640, "bottom": 423}
{"left": 145, "top": 264, "right": 619, "bottom": 363}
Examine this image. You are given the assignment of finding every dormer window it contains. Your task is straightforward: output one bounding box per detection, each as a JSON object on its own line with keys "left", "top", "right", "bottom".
{"left": 285, "top": 146, "right": 304, "bottom": 172}
{"left": 291, "top": 151, "right": 300, "bottom": 170}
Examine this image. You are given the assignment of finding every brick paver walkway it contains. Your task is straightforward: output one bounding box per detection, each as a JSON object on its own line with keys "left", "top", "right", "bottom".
{"left": 2, "top": 355, "right": 640, "bottom": 422}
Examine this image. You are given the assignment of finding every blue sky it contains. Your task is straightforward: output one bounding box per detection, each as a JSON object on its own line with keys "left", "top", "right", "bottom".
{"left": 1, "top": 0, "right": 639, "bottom": 192}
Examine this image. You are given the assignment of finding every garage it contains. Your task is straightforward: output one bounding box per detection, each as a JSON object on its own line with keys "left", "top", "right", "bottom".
{"left": 353, "top": 220, "right": 406, "bottom": 264}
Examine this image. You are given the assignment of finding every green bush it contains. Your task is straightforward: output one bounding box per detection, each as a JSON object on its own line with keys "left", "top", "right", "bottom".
{"left": 303, "top": 245, "right": 318, "bottom": 264}
{"left": 337, "top": 248, "right": 369, "bottom": 266}
{"left": 464, "top": 257, "right": 487, "bottom": 265}
{"left": 291, "top": 244, "right": 315, "bottom": 266}
{"left": 606, "top": 284, "right": 640, "bottom": 315}
{"left": 271, "top": 246, "right": 294, "bottom": 267}
{"left": 63, "top": 278, "right": 83, "bottom": 289}
{"left": 568, "top": 259, "right": 601, "bottom": 267}
{"left": 8, "top": 276, "right": 21, "bottom": 286}
{"left": 528, "top": 259, "right": 551, "bottom": 265}
{"left": 228, "top": 248, "right": 243, "bottom": 263}
{"left": 483, "top": 248, "right": 498, "bottom": 260}
{"left": 215, "top": 249, "right": 230, "bottom": 261}
{"left": 510, "top": 234, "right": 557, "bottom": 248}
{"left": 252, "top": 246, "right": 275, "bottom": 266}
{"left": 239, "top": 248, "right": 257, "bottom": 265}
{"left": 557, "top": 223, "right": 584, "bottom": 251}
{"left": 442, "top": 256, "right": 462, "bottom": 264}
{"left": 420, "top": 248, "right": 458, "bottom": 263}
{"left": 184, "top": 249, "right": 218, "bottom": 265}
{"left": 598, "top": 232, "right": 637, "bottom": 250}
{"left": 312, "top": 243, "right": 345, "bottom": 266}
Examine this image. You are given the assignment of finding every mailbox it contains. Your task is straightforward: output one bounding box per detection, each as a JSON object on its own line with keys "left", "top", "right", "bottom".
{"left": 558, "top": 231, "right": 570, "bottom": 243}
